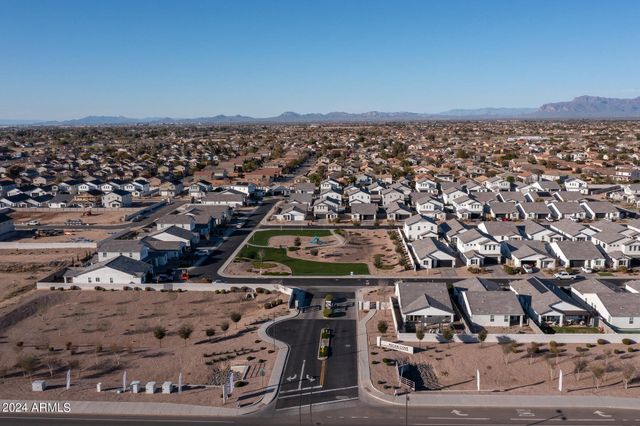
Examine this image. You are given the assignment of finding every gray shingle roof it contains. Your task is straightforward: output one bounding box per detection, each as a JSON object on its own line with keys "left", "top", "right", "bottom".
{"left": 464, "top": 291, "right": 524, "bottom": 316}
{"left": 397, "top": 282, "right": 454, "bottom": 315}
{"left": 597, "top": 293, "right": 640, "bottom": 317}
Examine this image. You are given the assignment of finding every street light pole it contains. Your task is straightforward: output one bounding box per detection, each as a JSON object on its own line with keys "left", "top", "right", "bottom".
{"left": 405, "top": 393, "right": 410, "bottom": 426}
{"left": 308, "top": 375, "right": 316, "bottom": 425}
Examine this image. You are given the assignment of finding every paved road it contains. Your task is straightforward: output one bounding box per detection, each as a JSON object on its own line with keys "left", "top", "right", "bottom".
{"left": 2, "top": 403, "right": 639, "bottom": 425}
{"left": 268, "top": 291, "right": 359, "bottom": 410}
{"left": 189, "top": 199, "right": 278, "bottom": 281}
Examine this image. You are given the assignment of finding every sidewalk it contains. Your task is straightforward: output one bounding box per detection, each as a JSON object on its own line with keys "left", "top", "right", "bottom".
{"left": 356, "top": 310, "right": 640, "bottom": 411}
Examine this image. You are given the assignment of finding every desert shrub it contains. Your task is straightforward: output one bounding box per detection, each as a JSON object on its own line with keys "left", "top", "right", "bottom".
{"left": 622, "top": 338, "right": 634, "bottom": 345}
{"left": 597, "top": 338, "right": 608, "bottom": 345}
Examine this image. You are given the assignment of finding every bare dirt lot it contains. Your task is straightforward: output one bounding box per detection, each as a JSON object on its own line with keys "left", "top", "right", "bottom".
{"left": 0, "top": 289, "right": 289, "bottom": 406}
{"left": 7, "top": 229, "right": 114, "bottom": 244}
{"left": 11, "top": 210, "right": 135, "bottom": 226}
{"left": 366, "top": 311, "right": 640, "bottom": 397}
{"left": 0, "top": 249, "right": 86, "bottom": 305}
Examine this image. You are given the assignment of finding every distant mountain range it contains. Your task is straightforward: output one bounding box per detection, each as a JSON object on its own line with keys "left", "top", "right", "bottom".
{"left": 3, "top": 95, "right": 640, "bottom": 126}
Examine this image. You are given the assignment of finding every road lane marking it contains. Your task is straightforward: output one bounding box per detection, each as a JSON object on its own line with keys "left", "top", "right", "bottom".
{"left": 297, "top": 359, "right": 306, "bottom": 390}
{"left": 509, "top": 419, "right": 615, "bottom": 422}
{"left": 279, "top": 384, "right": 322, "bottom": 394}
{"left": 277, "top": 385, "right": 358, "bottom": 399}
{"left": 427, "top": 417, "right": 490, "bottom": 421}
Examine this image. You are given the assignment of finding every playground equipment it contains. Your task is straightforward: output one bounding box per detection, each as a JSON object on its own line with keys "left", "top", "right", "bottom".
{"left": 310, "top": 236, "right": 323, "bottom": 245}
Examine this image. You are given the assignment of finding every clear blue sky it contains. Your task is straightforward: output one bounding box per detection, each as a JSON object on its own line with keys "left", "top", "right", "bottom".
{"left": 1, "top": 0, "right": 639, "bottom": 120}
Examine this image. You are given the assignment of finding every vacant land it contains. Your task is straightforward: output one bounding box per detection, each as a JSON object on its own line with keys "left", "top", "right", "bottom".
{"left": 0, "top": 249, "right": 86, "bottom": 305}
{"left": 11, "top": 210, "right": 134, "bottom": 226}
{"left": 0, "top": 289, "right": 289, "bottom": 406}
{"left": 6, "top": 229, "right": 113, "bottom": 244}
{"left": 366, "top": 311, "right": 640, "bottom": 397}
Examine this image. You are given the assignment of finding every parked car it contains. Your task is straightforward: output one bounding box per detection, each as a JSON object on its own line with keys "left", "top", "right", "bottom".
{"left": 212, "top": 279, "right": 226, "bottom": 284}
{"left": 26, "top": 220, "right": 40, "bottom": 226}
{"left": 522, "top": 264, "right": 534, "bottom": 274}
{"left": 580, "top": 266, "right": 593, "bottom": 273}
{"left": 554, "top": 271, "right": 577, "bottom": 280}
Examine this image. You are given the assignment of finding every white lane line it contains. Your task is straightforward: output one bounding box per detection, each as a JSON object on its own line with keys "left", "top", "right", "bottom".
{"left": 509, "top": 419, "right": 616, "bottom": 422}
{"left": 427, "top": 417, "right": 490, "bottom": 421}
{"left": 279, "top": 384, "right": 322, "bottom": 394}
{"left": 297, "top": 359, "right": 306, "bottom": 391}
{"left": 277, "top": 385, "right": 358, "bottom": 399}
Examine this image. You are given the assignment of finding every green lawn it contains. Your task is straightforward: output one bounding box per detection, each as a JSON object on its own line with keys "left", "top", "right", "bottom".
{"left": 238, "top": 245, "right": 369, "bottom": 276}
{"left": 551, "top": 326, "right": 601, "bottom": 334}
{"left": 249, "top": 229, "right": 332, "bottom": 247}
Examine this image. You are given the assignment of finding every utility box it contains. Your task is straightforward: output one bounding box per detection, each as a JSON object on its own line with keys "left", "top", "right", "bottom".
{"left": 131, "top": 380, "right": 141, "bottom": 394}
{"left": 96, "top": 382, "right": 102, "bottom": 392}
{"left": 162, "top": 381, "right": 173, "bottom": 394}
{"left": 32, "top": 380, "right": 46, "bottom": 392}
{"left": 145, "top": 381, "right": 156, "bottom": 394}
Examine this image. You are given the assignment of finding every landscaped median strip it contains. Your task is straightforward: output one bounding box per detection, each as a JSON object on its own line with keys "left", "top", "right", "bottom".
{"left": 318, "top": 327, "right": 331, "bottom": 360}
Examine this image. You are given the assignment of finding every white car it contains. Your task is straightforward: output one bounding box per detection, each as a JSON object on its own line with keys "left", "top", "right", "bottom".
{"left": 580, "top": 266, "right": 593, "bottom": 273}
{"left": 522, "top": 265, "right": 534, "bottom": 274}
{"left": 26, "top": 220, "right": 41, "bottom": 226}
{"left": 554, "top": 271, "right": 577, "bottom": 280}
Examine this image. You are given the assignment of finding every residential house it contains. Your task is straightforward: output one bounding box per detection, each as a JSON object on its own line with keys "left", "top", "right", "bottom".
{"left": 550, "top": 219, "right": 596, "bottom": 241}
{"left": 349, "top": 203, "right": 378, "bottom": 222}
{"left": 386, "top": 201, "right": 412, "bottom": 221}
{"left": 102, "top": 189, "right": 132, "bottom": 208}
{"left": 580, "top": 201, "right": 621, "bottom": 221}
{"left": 487, "top": 202, "right": 519, "bottom": 221}
{"left": 517, "top": 202, "right": 551, "bottom": 220}
{"left": 564, "top": 178, "right": 588, "bottom": 193}
{"left": 63, "top": 256, "right": 152, "bottom": 285}
{"left": 201, "top": 192, "right": 245, "bottom": 208}
{"left": 410, "top": 237, "right": 457, "bottom": 269}
{"left": 455, "top": 228, "right": 501, "bottom": 266}
{"left": 502, "top": 240, "right": 557, "bottom": 270}
{"left": 509, "top": 278, "right": 593, "bottom": 327}
{"left": 273, "top": 204, "right": 307, "bottom": 222}
{"left": 550, "top": 241, "right": 607, "bottom": 269}
{"left": 394, "top": 281, "right": 455, "bottom": 329}
{"left": 403, "top": 214, "right": 438, "bottom": 241}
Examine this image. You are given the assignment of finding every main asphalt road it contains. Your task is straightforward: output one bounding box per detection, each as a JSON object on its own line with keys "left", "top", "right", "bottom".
{"left": 2, "top": 402, "right": 639, "bottom": 425}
